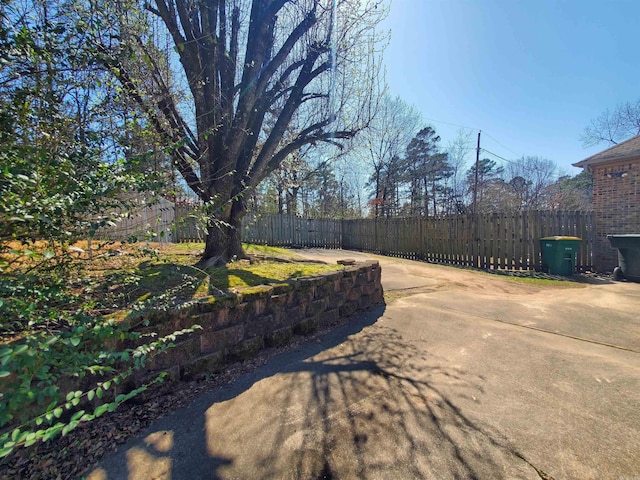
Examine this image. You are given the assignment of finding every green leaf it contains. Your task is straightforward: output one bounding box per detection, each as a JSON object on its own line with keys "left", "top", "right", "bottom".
{"left": 96, "top": 388, "right": 103, "bottom": 399}
{"left": 23, "top": 432, "right": 36, "bottom": 447}
{"left": 93, "top": 404, "right": 109, "bottom": 418}
{"left": 0, "top": 371, "right": 10, "bottom": 378}
{"left": 69, "top": 337, "right": 81, "bottom": 347}
{"left": 70, "top": 410, "right": 85, "bottom": 422}
{"left": 24, "top": 437, "right": 37, "bottom": 447}
{"left": 103, "top": 381, "right": 111, "bottom": 390}
{"left": 87, "top": 390, "right": 95, "bottom": 401}
{"left": 53, "top": 407, "right": 63, "bottom": 418}
{"left": 0, "top": 446, "right": 14, "bottom": 458}
{"left": 42, "top": 423, "right": 64, "bottom": 442}
{"left": 13, "top": 344, "right": 28, "bottom": 355}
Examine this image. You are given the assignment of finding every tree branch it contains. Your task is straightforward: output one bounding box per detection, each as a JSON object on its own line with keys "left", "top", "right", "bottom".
{"left": 258, "top": 130, "right": 355, "bottom": 185}
{"left": 100, "top": 48, "right": 204, "bottom": 199}
{"left": 254, "top": 7, "right": 318, "bottom": 97}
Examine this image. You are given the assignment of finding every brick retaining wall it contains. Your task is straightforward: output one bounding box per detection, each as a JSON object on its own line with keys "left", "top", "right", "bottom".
{"left": 130, "top": 260, "right": 383, "bottom": 383}
{"left": 0, "top": 261, "right": 383, "bottom": 434}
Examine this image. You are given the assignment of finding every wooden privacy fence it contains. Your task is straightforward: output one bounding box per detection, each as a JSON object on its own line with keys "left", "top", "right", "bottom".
{"left": 174, "top": 204, "right": 204, "bottom": 243}
{"left": 93, "top": 197, "right": 176, "bottom": 242}
{"left": 242, "top": 211, "right": 595, "bottom": 272}
{"left": 95, "top": 203, "right": 595, "bottom": 272}
{"left": 93, "top": 199, "right": 204, "bottom": 243}
{"left": 242, "top": 213, "right": 342, "bottom": 248}
{"left": 342, "top": 211, "right": 595, "bottom": 272}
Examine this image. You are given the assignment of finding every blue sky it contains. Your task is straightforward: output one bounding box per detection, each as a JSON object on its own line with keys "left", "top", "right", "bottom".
{"left": 381, "top": 0, "right": 640, "bottom": 175}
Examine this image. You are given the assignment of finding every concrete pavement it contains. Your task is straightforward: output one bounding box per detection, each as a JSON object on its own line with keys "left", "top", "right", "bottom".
{"left": 89, "top": 250, "right": 640, "bottom": 480}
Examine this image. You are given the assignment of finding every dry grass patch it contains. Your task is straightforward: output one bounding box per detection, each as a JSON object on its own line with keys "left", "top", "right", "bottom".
{"left": 1, "top": 239, "right": 340, "bottom": 332}
{"left": 45, "top": 241, "right": 341, "bottom": 315}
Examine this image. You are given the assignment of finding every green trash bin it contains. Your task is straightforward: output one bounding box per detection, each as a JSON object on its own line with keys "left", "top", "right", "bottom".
{"left": 539, "top": 236, "right": 582, "bottom": 276}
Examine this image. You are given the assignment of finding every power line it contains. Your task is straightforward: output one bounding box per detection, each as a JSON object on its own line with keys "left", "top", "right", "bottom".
{"left": 482, "top": 131, "right": 523, "bottom": 158}
{"left": 406, "top": 115, "right": 564, "bottom": 183}
{"left": 422, "top": 116, "right": 479, "bottom": 133}
{"left": 418, "top": 115, "right": 538, "bottom": 170}
{"left": 480, "top": 148, "right": 516, "bottom": 165}
{"left": 480, "top": 148, "right": 560, "bottom": 179}
{"left": 421, "top": 115, "right": 523, "bottom": 160}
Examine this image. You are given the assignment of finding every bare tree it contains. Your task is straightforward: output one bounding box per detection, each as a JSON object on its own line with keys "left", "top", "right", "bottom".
{"left": 330, "top": 144, "right": 367, "bottom": 218}
{"left": 446, "top": 129, "right": 474, "bottom": 213}
{"left": 341, "top": 164, "right": 367, "bottom": 217}
{"left": 581, "top": 99, "right": 640, "bottom": 147}
{"left": 505, "top": 156, "right": 557, "bottom": 210}
{"left": 101, "top": 0, "right": 386, "bottom": 264}
{"left": 361, "top": 95, "right": 422, "bottom": 217}
{"left": 270, "top": 146, "right": 314, "bottom": 215}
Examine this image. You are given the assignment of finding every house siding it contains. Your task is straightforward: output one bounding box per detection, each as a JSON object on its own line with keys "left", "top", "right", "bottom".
{"left": 592, "top": 159, "right": 640, "bottom": 271}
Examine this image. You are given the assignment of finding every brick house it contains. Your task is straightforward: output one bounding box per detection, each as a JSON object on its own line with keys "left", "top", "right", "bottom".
{"left": 573, "top": 134, "right": 640, "bottom": 272}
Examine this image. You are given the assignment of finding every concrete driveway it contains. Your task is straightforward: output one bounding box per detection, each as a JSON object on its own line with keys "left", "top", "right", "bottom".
{"left": 90, "top": 250, "right": 640, "bottom": 480}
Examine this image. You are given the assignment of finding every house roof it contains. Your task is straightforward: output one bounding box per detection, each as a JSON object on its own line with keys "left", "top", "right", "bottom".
{"left": 573, "top": 134, "right": 640, "bottom": 169}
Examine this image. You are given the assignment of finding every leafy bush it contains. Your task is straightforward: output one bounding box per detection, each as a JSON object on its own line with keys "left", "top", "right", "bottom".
{"left": 0, "top": 0, "right": 195, "bottom": 458}
{"left": 0, "top": 224, "right": 201, "bottom": 460}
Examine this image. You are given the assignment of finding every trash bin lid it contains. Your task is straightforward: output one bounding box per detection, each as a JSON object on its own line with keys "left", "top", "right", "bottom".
{"left": 540, "top": 236, "right": 582, "bottom": 241}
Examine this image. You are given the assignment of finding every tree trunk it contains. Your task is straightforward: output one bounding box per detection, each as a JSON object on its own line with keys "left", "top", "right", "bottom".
{"left": 288, "top": 186, "right": 299, "bottom": 216}
{"left": 374, "top": 172, "right": 380, "bottom": 218}
{"left": 199, "top": 201, "right": 247, "bottom": 267}
{"left": 432, "top": 181, "right": 437, "bottom": 217}
{"left": 423, "top": 178, "right": 429, "bottom": 217}
{"left": 277, "top": 184, "right": 284, "bottom": 214}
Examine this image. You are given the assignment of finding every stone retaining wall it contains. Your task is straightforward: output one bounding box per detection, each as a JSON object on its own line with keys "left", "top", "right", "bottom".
{"left": 132, "top": 260, "right": 383, "bottom": 383}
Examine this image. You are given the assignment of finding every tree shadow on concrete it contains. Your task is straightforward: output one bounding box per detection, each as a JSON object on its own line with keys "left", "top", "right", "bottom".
{"left": 90, "top": 305, "right": 549, "bottom": 480}
{"left": 241, "top": 327, "right": 545, "bottom": 479}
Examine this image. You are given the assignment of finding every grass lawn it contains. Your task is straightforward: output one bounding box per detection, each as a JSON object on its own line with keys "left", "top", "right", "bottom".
{"left": 67, "top": 241, "right": 343, "bottom": 315}
{"left": 0, "top": 240, "right": 343, "bottom": 336}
